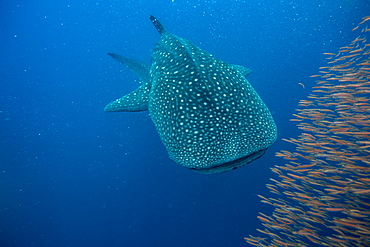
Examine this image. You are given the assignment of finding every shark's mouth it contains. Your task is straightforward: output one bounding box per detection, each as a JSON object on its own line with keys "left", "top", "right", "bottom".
{"left": 190, "top": 149, "right": 267, "bottom": 174}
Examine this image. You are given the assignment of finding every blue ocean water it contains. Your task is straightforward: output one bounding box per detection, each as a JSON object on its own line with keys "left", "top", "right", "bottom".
{"left": 0, "top": 1, "right": 368, "bottom": 246}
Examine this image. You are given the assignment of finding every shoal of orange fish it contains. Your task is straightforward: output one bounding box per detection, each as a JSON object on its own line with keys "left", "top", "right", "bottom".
{"left": 247, "top": 17, "right": 370, "bottom": 247}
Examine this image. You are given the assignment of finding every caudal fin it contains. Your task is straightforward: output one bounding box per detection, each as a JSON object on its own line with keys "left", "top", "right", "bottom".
{"left": 149, "top": 15, "right": 166, "bottom": 34}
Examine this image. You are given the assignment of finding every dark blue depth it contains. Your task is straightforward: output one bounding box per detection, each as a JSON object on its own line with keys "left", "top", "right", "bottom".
{"left": 0, "top": 1, "right": 368, "bottom": 246}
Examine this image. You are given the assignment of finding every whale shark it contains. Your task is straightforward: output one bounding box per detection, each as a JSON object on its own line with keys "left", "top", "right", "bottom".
{"left": 105, "top": 15, "right": 277, "bottom": 174}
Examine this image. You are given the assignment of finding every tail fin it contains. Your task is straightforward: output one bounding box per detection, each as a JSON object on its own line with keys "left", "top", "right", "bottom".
{"left": 149, "top": 15, "right": 166, "bottom": 34}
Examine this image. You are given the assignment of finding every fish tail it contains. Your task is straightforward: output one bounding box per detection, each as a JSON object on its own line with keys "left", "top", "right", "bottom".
{"left": 149, "top": 15, "right": 166, "bottom": 34}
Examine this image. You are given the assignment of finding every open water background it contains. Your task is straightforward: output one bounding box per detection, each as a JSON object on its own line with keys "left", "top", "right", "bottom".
{"left": 1, "top": 1, "right": 369, "bottom": 246}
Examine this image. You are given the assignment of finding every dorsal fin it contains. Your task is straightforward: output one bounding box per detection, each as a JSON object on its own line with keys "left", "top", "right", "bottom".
{"left": 149, "top": 15, "right": 166, "bottom": 34}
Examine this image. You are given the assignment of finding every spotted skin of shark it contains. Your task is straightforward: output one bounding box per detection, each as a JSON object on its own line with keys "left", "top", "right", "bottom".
{"left": 105, "top": 16, "right": 277, "bottom": 174}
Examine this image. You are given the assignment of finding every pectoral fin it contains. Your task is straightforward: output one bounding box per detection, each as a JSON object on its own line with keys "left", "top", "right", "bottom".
{"left": 104, "top": 81, "right": 151, "bottom": 112}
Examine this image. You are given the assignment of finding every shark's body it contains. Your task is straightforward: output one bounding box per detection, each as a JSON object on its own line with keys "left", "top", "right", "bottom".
{"left": 105, "top": 16, "right": 277, "bottom": 174}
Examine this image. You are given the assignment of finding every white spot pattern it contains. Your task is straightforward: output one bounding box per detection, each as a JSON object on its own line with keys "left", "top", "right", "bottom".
{"left": 148, "top": 32, "right": 277, "bottom": 172}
